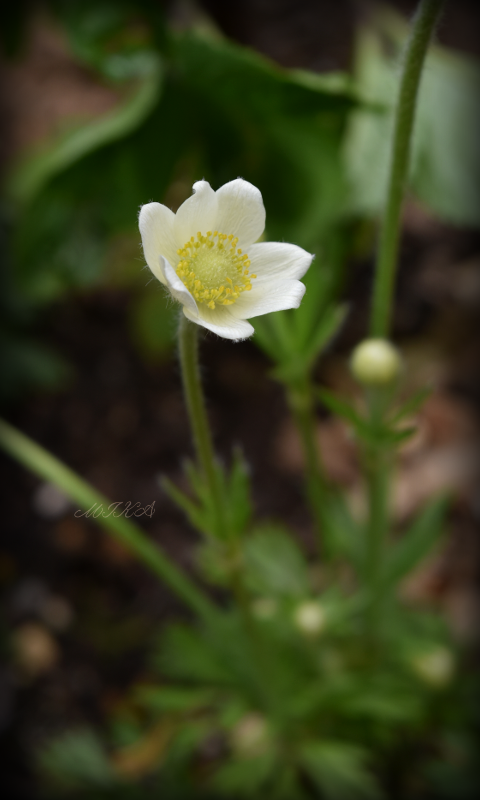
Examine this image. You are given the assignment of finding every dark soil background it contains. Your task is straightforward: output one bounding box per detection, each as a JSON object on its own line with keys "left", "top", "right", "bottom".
{"left": 1, "top": 2, "right": 480, "bottom": 798}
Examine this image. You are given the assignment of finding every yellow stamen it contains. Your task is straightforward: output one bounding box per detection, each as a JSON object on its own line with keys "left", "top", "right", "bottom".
{"left": 175, "top": 230, "right": 255, "bottom": 310}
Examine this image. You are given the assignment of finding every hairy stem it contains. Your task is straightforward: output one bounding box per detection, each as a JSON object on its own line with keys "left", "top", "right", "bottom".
{"left": 371, "top": 0, "right": 444, "bottom": 337}
{"left": 178, "top": 315, "right": 226, "bottom": 537}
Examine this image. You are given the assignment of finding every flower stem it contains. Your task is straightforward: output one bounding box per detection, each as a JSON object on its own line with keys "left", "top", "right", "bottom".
{"left": 370, "top": 0, "right": 444, "bottom": 338}
{"left": 177, "top": 317, "right": 276, "bottom": 712}
{"left": 0, "top": 417, "right": 218, "bottom": 625}
{"left": 177, "top": 315, "right": 227, "bottom": 537}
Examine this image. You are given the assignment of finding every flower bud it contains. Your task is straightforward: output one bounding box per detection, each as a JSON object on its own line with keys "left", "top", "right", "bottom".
{"left": 410, "top": 646, "right": 455, "bottom": 688}
{"left": 350, "top": 339, "right": 401, "bottom": 385}
{"left": 293, "top": 601, "right": 326, "bottom": 636}
{"left": 231, "top": 713, "right": 270, "bottom": 757}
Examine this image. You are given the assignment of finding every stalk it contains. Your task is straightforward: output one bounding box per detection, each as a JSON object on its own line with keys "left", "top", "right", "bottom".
{"left": 371, "top": 0, "right": 444, "bottom": 337}
{"left": 177, "top": 315, "right": 227, "bottom": 538}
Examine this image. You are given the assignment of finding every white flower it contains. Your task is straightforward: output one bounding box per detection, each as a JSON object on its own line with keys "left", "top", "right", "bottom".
{"left": 139, "top": 179, "right": 313, "bottom": 341}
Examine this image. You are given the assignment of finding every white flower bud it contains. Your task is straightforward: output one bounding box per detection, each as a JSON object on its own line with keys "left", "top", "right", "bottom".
{"left": 293, "top": 601, "right": 326, "bottom": 636}
{"left": 410, "top": 647, "right": 455, "bottom": 688}
{"left": 350, "top": 339, "right": 401, "bottom": 385}
{"left": 231, "top": 713, "right": 270, "bottom": 757}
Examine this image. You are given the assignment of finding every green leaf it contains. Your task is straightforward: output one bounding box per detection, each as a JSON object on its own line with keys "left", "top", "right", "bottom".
{"left": 317, "top": 388, "right": 370, "bottom": 438}
{"left": 155, "top": 623, "right": 234, "bottom": 685}
{"left": 135, "top": 685, "right": 216, "bottom": 713}
{"left": 225, "top": 449, "right": 253, "bottom": 537}
{"left": 300, "top": 741, "right": 382, "bottom": 800}
{"left": 271, "top": 305, "right": 347, "bottom": 383}
{"left": 389, "top": 388, "right": 431, "bottom": 424}
{"left": 38, "top": 728, "right": 115, "bottom": 790}
{"left": 383, "top": 496, "right": 449, "bottom": 587}
{"left": 7, "top": 56, "right": 163, "bottom": 207}
{"left": 243, "top": 525, "right": 310, "bottom": 598}
{"left": 161, "top": 476, "right": 212, "bottom": 538}
{"left": 211, "top": 752, "right": 278, "bottom": 798}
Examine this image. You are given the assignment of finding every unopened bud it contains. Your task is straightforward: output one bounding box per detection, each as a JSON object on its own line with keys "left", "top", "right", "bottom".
{"left": 231, "top": 713, "right": 270, "bottom": 757}
{"left": 293, "top": 601, "right": 326, "bottom": 636}
{"left": 350, "top": 339, "right": 401, "bottom": 385}
{"left": 410, "top": 647, "right": 455, "bottom": 688}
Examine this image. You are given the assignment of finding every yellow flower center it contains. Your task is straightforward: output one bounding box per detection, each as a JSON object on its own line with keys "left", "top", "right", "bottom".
{"left": 176, "top": 231, "right": 256, "bottom": 310}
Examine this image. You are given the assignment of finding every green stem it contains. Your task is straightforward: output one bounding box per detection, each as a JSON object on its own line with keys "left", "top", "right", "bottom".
{"left": 371, "top": 0, "right": 444, "bottom": 338}
{"left": 178, "top": 315, "right": 226, "bottom": 537}
{"left": 177, "top": 317, "right": 276, "bottom": 711}
{"left": 0, "top": 417, "right": 218, "bottom": 624}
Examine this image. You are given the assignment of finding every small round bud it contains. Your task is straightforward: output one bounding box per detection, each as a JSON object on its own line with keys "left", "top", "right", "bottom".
{"left": 410, "top": 647, "right": 455, "bottom": 688}
{"left": 231, "top": 713, "right": 270, "bottom": 756}
{"left": 350, "top": 339, "right": 401, "bottom": 385}
{"left": 293, "top": 601, "right": 326, "bottom": 636}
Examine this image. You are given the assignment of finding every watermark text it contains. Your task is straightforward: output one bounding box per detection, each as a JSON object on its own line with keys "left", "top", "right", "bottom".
{"left": 75, "top": 501, "right": 156, "bottom": 519}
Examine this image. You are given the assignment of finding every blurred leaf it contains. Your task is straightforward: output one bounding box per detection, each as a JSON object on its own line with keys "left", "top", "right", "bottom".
{"left": 224, "top": 448, "right": 253, "bottom": 537}
{"left": 243, "top": 525, "right": 310, "bottom": 598}
{"left": 7, "top": 56, "right": 163, "bottom": 207}
{"left": 344, "top": 10, "right": 480, "bottom": 226}
{"left": 271, "top": 304, "right": 347, "bottom": 383}
{"left": 161, "top": 476, "right": 212, "bottom": 538}
{"left": 300, "top": 741, "right": 382, "bottom": 800}
{"left": 389, "top": 387, "right": 431, "bottom": 424}
{"left": 172, "top": 29, "right": 358, "bottom": 246}
{"left": 317, "top": 388, "right": 370, "bottom": 437}
{"left": 383, "top": 496, "right": 449, "bottom": 588}
{"left": 155, "top": 623, "right": 234, "bottom": 686}
{"left": 135, "top": 685, "right": 215, "bottom": 713}
{"left": 211, "top": 752, "right": 277, "bottom": 798}
{"left": 38, "top": 728, "right": 115, "bottom": 790}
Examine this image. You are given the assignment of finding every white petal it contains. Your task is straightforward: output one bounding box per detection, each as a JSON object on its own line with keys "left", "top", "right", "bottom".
{"left": 139, "top": 203, "right": 178, "bottom": 284}
{"left": 214, "top": 179, "right": 265, "bottom": 248}
{"left": 230, "top": 280, "right": 306, "bottom": 319}
{"left": 183, "top": 304, "right": 254, "bottom": 341}
{"left": 174, "top": 181, "right": 218, "bottom": 247}
{"left": 163, "top": 260, "right": 199, "bottom": 316}
{"left": 247, "top": 242, "right": 314, "bottom": 284}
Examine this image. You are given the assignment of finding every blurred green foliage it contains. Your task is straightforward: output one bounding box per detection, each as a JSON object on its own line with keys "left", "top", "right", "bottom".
{"left": 2, "top": 5, "right": 480, "bottom": 793}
